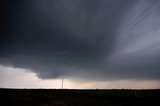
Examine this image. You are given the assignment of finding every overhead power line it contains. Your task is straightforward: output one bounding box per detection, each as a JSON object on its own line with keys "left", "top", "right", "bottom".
{"left": 74, "top": 0, "right": 160, "bottom": 73}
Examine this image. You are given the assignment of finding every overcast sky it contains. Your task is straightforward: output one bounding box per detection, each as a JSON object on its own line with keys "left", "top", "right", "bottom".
{"left": 1, "top": 0, "right": 160, "bottom": 89}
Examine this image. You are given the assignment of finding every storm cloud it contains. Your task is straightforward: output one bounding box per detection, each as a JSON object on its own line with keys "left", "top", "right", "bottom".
{"left": 1, "top": 0, "right": 160, "bottom": 81}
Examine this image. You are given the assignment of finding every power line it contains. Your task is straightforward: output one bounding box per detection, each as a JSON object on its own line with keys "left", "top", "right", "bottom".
{"left": 110, "top": 0, "right": 160, "bottom": 44}
{"left": 74, "top": 0, "right": 160, "bottom": 73}
{"left": 92, "top": 0, "right": 160, "bottom": 58}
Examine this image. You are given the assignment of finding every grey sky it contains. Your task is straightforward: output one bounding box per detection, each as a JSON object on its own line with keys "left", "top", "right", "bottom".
{"left": 1, "top": 0, "right": 160, "bottom": 83}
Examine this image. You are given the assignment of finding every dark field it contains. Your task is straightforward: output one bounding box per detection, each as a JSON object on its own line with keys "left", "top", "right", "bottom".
{"left": 0, "top": 89, "right": 160, "bottom": 106}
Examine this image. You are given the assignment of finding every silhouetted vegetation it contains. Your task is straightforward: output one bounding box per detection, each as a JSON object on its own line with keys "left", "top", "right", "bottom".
{"left": 0, "top": 88, "right": 160, "bottom": 106}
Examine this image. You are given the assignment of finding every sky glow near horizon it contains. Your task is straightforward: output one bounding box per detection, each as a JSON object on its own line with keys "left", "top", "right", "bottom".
{"left": 0, "top": 0, "right": 160, "bottom": 89}
{"left": 0, "top": 65, "right": 160, "bottom": 89}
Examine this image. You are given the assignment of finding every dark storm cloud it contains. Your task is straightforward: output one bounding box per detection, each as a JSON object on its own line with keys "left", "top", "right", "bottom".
{"left": 1, "top": 0, "right": 160, "bottom": 80}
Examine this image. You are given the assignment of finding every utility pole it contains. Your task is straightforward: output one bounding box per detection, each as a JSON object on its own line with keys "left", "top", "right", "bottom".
{"left": 62, "top": 78, "right": 63, "bottom": 89}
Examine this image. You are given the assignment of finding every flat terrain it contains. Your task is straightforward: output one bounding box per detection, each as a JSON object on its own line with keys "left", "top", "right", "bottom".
{"left": 0, "top": 89, "right": 160, "bottom": 106}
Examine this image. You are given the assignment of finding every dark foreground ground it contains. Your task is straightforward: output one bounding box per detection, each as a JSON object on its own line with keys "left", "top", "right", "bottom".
{"left": 0, "top": 89, "right": 160, "bottom": 106}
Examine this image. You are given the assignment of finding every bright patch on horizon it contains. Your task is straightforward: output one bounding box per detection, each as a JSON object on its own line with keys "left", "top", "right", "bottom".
{"left": 0, "top": 65, "right": 159, "bottom": 89}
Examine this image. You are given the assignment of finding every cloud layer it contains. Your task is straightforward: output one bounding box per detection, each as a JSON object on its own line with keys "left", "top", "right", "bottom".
{"left": 1, "top": 0, "right": 160, "bottom": 81}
